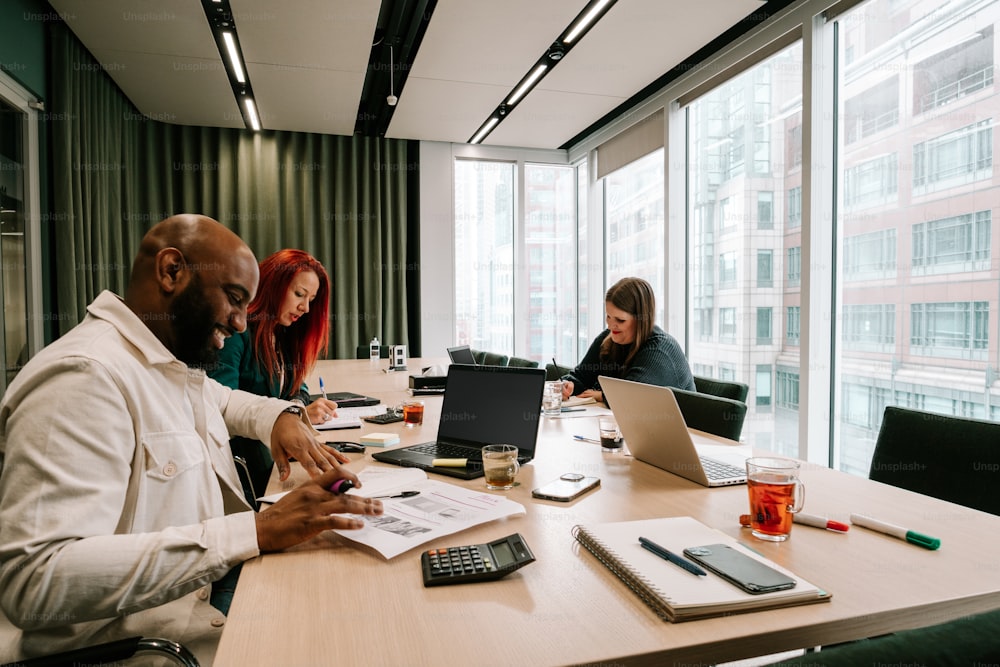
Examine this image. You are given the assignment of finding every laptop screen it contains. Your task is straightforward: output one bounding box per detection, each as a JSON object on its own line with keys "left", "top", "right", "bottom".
{"left": 447, "top": 345, "right": 477, "bottom": 365}
{"left": 438, "top": 365, "right": 545, "bottom": 453}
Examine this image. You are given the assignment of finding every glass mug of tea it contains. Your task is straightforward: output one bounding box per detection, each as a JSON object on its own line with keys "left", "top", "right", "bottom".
{"left": 482, "top": 444, "right": 520, "bottom": 490}
{"left": 400, "top": 399, "right": 424, "bottom": 427}
{"left": 745, "top": 457, "right": 806, "bottom": 541}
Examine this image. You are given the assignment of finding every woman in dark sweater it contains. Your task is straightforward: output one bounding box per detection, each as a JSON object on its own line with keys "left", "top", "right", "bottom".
{"left": 561, "top": 277, "right": 694, "bottom": 404}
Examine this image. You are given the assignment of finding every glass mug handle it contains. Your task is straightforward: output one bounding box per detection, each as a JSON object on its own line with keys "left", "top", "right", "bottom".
{"left": 788, "top": 479, "right": 806, "bottom": 514}
{"left": 510, "top": 459, "right": 520, "bottom": 477}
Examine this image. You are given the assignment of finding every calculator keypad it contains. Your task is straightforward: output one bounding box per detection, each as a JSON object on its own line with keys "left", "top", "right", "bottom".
{"left": 420, "top": 533, "right": 535, "bottom": 587}
{"left": 426, "top": 546, "right": 493, "bottom": 579}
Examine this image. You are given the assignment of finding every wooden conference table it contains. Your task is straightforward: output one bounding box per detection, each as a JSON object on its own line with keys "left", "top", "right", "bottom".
{"left": 214, "top": 359, "right": 1000, "bottom": 666}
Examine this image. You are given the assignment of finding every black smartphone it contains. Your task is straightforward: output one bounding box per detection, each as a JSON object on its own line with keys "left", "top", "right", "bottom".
{"left": 531, "top": 474, "right": 600, "bottom": 501}
{"left": 682, "top": 544, "right": 796, "bottom": 594}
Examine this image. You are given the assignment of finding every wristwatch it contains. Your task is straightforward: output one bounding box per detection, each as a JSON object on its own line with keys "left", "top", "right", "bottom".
{"left": 281, "top": 405, "right": 304, "bottom": 417}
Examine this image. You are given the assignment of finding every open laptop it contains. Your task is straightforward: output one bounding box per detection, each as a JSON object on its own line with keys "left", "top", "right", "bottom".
{"left": 446, "top": 344, "right": 477, "bottom": 365}
{"left": 599, "top": 376, "right": 749, "bottom": 487}
{"left": 373, "top": 364, "right": 546, "bottom": 479}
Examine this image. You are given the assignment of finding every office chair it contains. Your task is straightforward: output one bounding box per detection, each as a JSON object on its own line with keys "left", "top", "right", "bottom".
{"left": 1, "top": 636, "right": 201, "bottom": 667}
{"left": 868, "top": 406, "right": 1000, "bottom": 516}
{"left": 507, "top": 356, "right": 539, "bottom": 369}
{"left": 545, "top": 362, "right": 572, "bottom": 381}
{"left": 471, "top": 349, "right": 509, "bottom": 366}
{"left": 355, "top": 345, "right": 390, "bottom": 359}
{"left": 672, "top": 388, "right": 747, "bottom": 441}
{"left": 763, "top": 606, "right": 1000, "bottom": 666}
{"left": 692, "top": 375, "right": 749, "bottom": 403}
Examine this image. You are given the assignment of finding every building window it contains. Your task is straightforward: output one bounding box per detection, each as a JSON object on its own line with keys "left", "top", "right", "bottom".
{"left": 786, "top": 246, "right": 801, "bottom": 286}
{"left": 756, "top": 249, "right": 773, "bottom": 288}
{"left": 914, "top": 26, "right": 994, "bottom": 114}
{"left": 756, "top": 307, "right": 772, "bottom": 345}
{"left": 910, "top": 301, "right": 989, "bottom": 358}
{"left": 842, "top": 304, "right": 895, "bottom": 351}
{"left": 757, "top": 191, "right": 773, "bottom": 229}
{"left": 756, "top": 364, "right": 772, "bottom": 407}
{"left": 844, "top": 76, "right": 899, "bottom": 144}
{"left": 719, "top": 251, "right": 737, "bottom": 288}
{"left": 786, "top": 306, "right": 800, "bottom": 345}
{"left": 913, "top": 120, "right": 993, "bottom": 194}
{"left": 720, "top": 307, "right": 736, "bottom": 344}
{"left": 843, "top": 153, "right": 898, "bottom": 209}
{"left": 695, "top": 307, "right": 713, "bottom": 341}
{"left": 912, "top": 210, "right": 991, "bottom": 274}
{"left": 776, "top": 367, "right": 799, "bottom": 409}
{"left": 843, "top": 229, "right": 896, "bottom": 281}
{"left": 787, "top": 186, "right": 801, "bottom": 227}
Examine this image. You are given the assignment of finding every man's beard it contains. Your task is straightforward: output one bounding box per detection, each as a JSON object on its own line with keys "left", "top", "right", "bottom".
{"left": 169, "top": 274, "right": 224, "bottom": 369}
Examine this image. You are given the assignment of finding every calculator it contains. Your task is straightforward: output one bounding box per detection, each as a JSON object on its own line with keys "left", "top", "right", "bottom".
{"left": 363, "top": 411, "right": 404, "bottom": 425}
{"left": 421, "top": 533, "right": 535, "bottom": 586}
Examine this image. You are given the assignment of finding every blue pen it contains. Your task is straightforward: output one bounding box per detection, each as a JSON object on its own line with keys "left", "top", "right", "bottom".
{"left": 561, "top": 407, "right": 585, "bottom": 413}
{"left": 319, "top": 377, "right": 328, "bottom": 400}
{"left": 573, "top": 435, "right": 601, "bottom": 444}
{"left": 638, "top": 536, "right": 707, "bottom": 576}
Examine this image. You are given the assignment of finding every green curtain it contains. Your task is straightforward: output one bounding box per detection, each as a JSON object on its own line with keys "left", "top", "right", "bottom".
{"left": 48, "top": 21, "right": 418, "bottom": 358}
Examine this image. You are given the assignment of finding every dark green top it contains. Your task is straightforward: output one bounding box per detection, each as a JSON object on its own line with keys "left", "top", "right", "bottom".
{"left": 209, "top": 329, "right": 310, "bottom": 404}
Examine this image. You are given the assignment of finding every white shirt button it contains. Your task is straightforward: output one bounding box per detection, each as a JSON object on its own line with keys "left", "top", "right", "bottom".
{"left": 211, "top": 618, "right": 226, "bottom": 628}
{"left": 163, "top": 462, "right": 177, "bottom": 476}
{"left": 197, "top": 587, "right": 209, "bottom": 601}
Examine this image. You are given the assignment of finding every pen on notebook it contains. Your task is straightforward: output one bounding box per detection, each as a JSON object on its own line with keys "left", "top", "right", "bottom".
{"left": 638, "top": 537, "right": 706, "bottom": 576}
{"left": 370, "top": 491, "right": 420, "bottom": 499}
{"left": 561, "top": 407, "right": 585, "bottom": 413}
{"left": 739, "top": 512, "right": 849, "bottom": 533}
{"left": 850, "top": 513, "right": 940, "bottom": 550}
{"left": 573, "top": 435, "right": 601, "bottom": 444}
{"left": 319, "top": 377, "right": 328, "bottom": 400}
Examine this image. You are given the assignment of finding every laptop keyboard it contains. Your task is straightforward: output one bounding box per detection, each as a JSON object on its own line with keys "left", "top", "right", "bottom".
{"left": 409, "top": 442, "right": 482, "bottom": 462}
{"left": 700, "top": 457, "right": 746, "bottom": 480}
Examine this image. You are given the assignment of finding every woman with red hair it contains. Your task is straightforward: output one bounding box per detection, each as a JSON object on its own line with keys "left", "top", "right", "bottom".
{"left": 210, "top": 249, "right": 341, "bottom": 500}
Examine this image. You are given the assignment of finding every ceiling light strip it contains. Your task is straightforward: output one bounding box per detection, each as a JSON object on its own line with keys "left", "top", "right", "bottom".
{"left": 467, "top": 0, "right": 618, "bottom": 144}
{"left": 201, "top": 0, "right": 260, "bottom": 131}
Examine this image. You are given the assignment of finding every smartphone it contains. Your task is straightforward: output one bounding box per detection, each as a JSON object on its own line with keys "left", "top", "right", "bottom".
{"left": 531, "top": 474, "right": 600, "bottom": 501}
{"left": 682, "top": 544, "right": 796, "bottom": 594}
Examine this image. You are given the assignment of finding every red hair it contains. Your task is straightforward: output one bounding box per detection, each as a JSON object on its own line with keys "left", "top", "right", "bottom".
{"left": 248, "top": 249, "right": 330, "bottom": 396}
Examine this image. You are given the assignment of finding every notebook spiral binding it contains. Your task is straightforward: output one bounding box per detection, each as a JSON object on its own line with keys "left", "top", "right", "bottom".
{"left": 571, "top": 524, "right": 674, "bottom": 621}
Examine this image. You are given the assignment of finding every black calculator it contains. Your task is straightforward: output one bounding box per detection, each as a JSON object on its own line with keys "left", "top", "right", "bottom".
{"left": 421, "top": 533, "right": 535, "bottom": 586}
{"left": 363, "top": 411, "right": 404, "bottom": 425}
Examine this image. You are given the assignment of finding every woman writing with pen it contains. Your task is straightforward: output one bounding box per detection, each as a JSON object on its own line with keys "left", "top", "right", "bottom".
{"left": 209, "top": 249, "right": 342, "bottom": 502}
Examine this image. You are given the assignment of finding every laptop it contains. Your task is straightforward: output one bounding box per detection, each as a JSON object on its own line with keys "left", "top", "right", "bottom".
{"left": 446, "top": 345, "right": 477, "bottom": 365}
{"left": 599, "top": 375, "right": 750, "bottom": 487}
{"left": 372, "top": 364, "right": 546, "bottom": 479}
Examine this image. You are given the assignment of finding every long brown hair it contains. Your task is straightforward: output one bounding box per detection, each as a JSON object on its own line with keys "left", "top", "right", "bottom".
{"left": 248, "top": 249, "right": 330, "bottom": 396}
{"left": 600, "top": 277, "right": 656, "bottom": 368}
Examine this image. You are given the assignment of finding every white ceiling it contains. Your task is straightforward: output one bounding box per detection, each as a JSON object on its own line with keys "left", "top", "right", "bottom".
{"left": 48, "top": 0, "right": 766, "bottom": 149}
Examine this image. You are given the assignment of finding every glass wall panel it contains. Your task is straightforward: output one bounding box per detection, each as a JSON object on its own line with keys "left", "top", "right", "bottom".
{"left": 834, "top": 0, "right": 1000, "bottom": 476}
{"left": 0, "top": 98, "right": 27, "bottom": 389}
{"left": 687, "top": 43, "right": 803, "bottom": 454}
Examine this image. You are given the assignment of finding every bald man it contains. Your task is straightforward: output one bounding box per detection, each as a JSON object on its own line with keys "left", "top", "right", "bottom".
{"left": 0, "top": 214, "right": 382, "bottom": 665}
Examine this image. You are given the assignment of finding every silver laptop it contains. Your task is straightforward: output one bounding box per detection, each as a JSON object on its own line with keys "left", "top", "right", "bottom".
{"left": 599, "top": 376, "right": 749, "bottom": 487}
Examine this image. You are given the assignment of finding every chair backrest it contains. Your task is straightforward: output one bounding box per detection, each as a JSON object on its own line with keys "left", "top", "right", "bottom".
{"left": 869, "top": 406, "right": 1000, "bottom": 516}
{"left": 507, "top": 356, "right": 539, "bottom": 369}
{"left": 693, "top": 375, "right": 749, "bottom": 403}
{"left": 671, "top": 388, "right": 747, "bottom": 441}
{"left": 354, "top": 344, "right": 390, "bottom": 359}
{"left": 471, "top": 349, "right": 509, "bottom": 366}
{"left": 545, "top": 362, "right": 572, "bottom": 381}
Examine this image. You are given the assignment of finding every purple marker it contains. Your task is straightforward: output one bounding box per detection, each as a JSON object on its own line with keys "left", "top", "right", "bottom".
{"left": 329, "top": 478, "right": 356, "bottom": 495}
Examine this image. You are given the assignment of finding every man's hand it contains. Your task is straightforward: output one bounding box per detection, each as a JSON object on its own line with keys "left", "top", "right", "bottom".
{"left": 255, "top": 468, "right": 384, "bottom": 552}
{"left": 270, "top": 411, "right": 347, "bottom": 480}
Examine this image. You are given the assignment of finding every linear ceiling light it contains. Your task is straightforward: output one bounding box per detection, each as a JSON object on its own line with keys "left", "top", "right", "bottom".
{"left": 201, "top": 0, "right": 260, "bottom": 131}
{"left": 467, "top": 0, "right": 618, "bottom": 144}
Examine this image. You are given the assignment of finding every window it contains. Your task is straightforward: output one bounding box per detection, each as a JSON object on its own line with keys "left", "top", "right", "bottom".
{"left": 756, "top": 307, "right": 772, "bottom": 345}
{"left": 914, "top": 26, "right": 994, "bottom": 114}
{"left": 787, "top": 186, "right": 801, "bottom": 227}
{"left": 843, "top": 153, "right": 898, "bottom": 209}
{"left": 719, "top": 307, "right": 736, "bottom": 344}
{"left": 786, "top": 306, "right": 800, "bottom": 345}
{"left": 786, "top": 246, "right": 801, "bottom": 286}
{"left": 719, "top": 251, "right": 737, "bottom": 288}
{"left": 842, "top": 304, "right": 895, "bottom": 351}
{"left": 756, "top": 364, "right": 772, "bottom": 407}
{"left": 775, "top": 367, "right": 799, "bottom": 409}
{"left": 843, "top": 229, "right": 896, "bottom": 281}
{"left": 844, "top": 76, "right": 899, "bottom": 144}
{"left": 757, "top": 249, "right": 773, "bottom": 287}
{"left": 910, "top": 301, "right": 989, "bottom": 357}
{"left": 912, "top": 120, "right": 993, "bottom": 194}
{"left": 757, "top": 191, "right": 774, "bottom": 229}
{"left": 912, "top": 210, "right": 991, "bottom": 274}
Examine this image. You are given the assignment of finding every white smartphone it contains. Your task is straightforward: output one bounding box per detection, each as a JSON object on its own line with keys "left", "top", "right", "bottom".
{"left": 531, "top": 473, "right": 600, "bottom": 501}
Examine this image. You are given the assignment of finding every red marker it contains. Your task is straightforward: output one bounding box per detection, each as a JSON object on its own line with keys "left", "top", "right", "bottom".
{"left": 740, "top": 512, "right": 849, "bottom": 533}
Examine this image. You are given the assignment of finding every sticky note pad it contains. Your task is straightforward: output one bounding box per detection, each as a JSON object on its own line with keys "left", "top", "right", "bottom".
{"left": 431, "top": 458, "right": 467, "bottom": 467}
{"left": 360, "top": 432, "right": 400, "bottom": 447}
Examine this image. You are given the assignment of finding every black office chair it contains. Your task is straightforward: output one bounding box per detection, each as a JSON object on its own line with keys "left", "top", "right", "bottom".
{"left": 545, "top": 362, "right": 572, "bottom": 381}
{"left": 471, "top": 349, "right": 509, "bottom": 366}
{"left": 868, "top": 406, "right": 1000, "bottom": 516}
{"left": 763, "top": 606, "right": 1000, "bottom": 666}
{"left": 692, "top": 375, "right": 749, "bottom": 403}
{"left": 1, "top": 636, "right": 200, "bottom": 667}
{"left": 507, "top": 356, "right": 539, "bottom": 369}
{"left": 355, "top": 345, "right": 390, "bottom": 359}
{"left": 672, "top": 388, "right": 747, "bottom": 441}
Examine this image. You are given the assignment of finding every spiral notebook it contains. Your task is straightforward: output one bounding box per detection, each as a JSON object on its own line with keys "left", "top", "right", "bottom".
{"left": 572, "top": 516, "right": 831, "bottom": 622}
